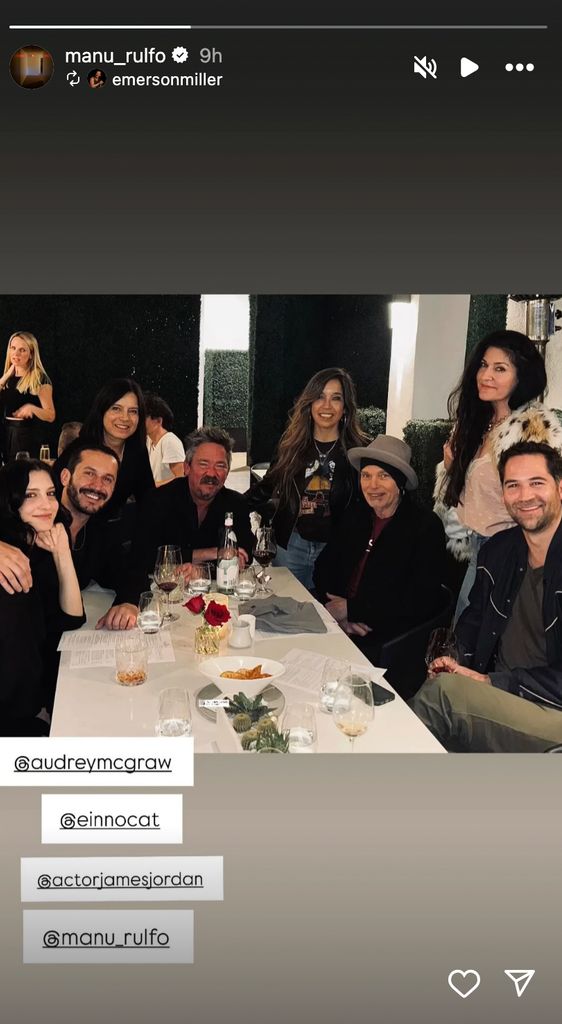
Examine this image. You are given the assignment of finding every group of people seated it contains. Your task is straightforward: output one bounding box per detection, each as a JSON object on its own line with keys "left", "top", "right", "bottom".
{"left": 1, "top": 328, "right": 561, "bottom": 752}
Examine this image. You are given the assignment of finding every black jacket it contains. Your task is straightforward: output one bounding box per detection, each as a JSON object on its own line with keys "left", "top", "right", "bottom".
{"left": 0, "top": 547, "right": 85, "bottom": 730}
{"left": 71, "top": 515, "right": 146, "bottom": 607}
{"left": 246, "top": 447, "right": 357, "bottom": 548}
{"left": 314, "top": 495, "right": 447, "bottom": 640}
{"left": 130, "top": 479, "right": 254, "bottom": 587}
{"left": 456, "top": 520, "right": 562, "bottom": 708}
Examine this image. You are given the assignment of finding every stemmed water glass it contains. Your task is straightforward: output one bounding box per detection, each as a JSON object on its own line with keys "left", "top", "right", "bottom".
{"left": 332, "top": 668, "right": 374, "bottom": 751}
{"left": 253, "top": 526, "right": 277, "bottom": 595}
{"left": 153, "top": 544, "right": 182, "bottom": 623}
{"left": 425, "top": 628, "right": 458, "bottom": 674}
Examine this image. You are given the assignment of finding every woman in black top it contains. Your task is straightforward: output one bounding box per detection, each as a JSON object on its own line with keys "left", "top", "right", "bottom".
{"left": 55, "top": 378, "right": 154, "bottom": 541}
{"left": 0, "top": 332, "right": 55, "bottom": 461}
{"left": 0, "top": 459, "right": 85, "bottom": 734}
{"left": 247, "top": 367, "right": 369, "bottom": 590}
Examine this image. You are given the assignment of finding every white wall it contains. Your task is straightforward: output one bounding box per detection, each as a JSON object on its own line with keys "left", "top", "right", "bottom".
{"left": 200, "top": 294, "right": 250, "bottom": 350}
{"left": 546, "top": 310, "right": 562, "bottom": 409}
{"left": 386, "top": 295, "right": 470, "bottom": 437}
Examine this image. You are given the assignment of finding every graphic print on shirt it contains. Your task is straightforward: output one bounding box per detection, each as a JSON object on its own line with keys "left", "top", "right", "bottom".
{"left": 299, "top": 457, "right": 336, "bottom": 519}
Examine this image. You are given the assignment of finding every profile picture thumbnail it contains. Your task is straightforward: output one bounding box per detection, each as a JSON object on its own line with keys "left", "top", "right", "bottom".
{"left": 10, "top": 45, "right": 54, "bottom": 89}
{"left": 88, "top": 68, "right": 107, "bottom": 89}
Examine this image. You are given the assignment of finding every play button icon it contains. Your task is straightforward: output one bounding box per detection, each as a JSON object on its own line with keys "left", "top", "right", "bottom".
{"left": 460, "top": 57, "right": 479, "bottom": 78}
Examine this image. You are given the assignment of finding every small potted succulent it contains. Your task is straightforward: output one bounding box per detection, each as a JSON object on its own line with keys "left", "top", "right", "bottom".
{"left": 224, "top": 692, "right": 289, "bottom": 753}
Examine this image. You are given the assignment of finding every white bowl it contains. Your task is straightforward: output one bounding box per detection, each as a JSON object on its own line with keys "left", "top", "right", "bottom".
{"left": 198, "top": 656, "right": 285, "bottom": 696}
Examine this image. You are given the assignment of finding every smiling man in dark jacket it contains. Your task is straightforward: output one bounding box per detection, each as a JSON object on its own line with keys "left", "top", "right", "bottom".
{"left": 314, "top": 435, "right": 447, "bottom": 657}
{"left": 412, "top": 441, "right": 562, "bottom": 752}
{"left": 130, "top": 426, "right": 253, "bottom": 588}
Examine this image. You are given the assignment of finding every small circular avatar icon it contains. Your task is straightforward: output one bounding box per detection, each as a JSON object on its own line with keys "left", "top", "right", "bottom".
{"left": 87, "top": 68, "right": 106, "bottom": 89}
{"left": 10, "top": 44, "right": 54, "bottom": 89}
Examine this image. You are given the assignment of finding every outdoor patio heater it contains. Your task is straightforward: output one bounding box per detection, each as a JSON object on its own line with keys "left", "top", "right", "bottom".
{"left": 510, "top": 294, "right": 562, "bottom": 359}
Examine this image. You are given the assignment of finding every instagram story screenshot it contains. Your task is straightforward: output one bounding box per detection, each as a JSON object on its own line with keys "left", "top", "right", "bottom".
{"left": 1, "top": 1, "right": 562, "bottom": 1020}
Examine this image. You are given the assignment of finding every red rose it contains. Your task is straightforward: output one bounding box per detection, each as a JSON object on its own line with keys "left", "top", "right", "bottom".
{"left": 185, "top": 595, "right": 205, "bottom": 615}
{"left": 204, "top": 600, "right": 231, "bottom": 627}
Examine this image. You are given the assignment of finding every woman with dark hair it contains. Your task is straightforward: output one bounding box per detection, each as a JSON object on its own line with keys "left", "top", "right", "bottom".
{"left": 247, "top": 367, "right": 369, "bottom": 589}
{"left": 435, "top": 329, "right": 562, "bottom": 619}
{"left": 55, "top": 378, "right": 154, "bottom": 528}
{"left": 0, "top": 459, "right": 84, "bottom": 734}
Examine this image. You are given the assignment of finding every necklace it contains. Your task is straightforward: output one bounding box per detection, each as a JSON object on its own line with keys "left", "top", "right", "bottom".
{"left": 313, "top": 438, "right": 339, "bottom": 463}
{"left": 484, "top": 413, "right": 510, "bottom": 435}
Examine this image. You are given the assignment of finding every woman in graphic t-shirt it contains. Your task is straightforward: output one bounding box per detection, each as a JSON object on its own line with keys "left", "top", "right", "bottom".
{"left": 247, "top": 367, "right": 369, "bottom": 590}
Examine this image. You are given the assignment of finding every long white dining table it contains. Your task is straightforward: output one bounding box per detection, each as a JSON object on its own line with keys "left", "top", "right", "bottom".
{"left": 50, "top": 568, "right": 444, "bottom": 752}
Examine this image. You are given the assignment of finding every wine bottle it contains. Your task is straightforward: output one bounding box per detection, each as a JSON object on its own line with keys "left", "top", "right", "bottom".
{"left": 217, "top": 511, "right": 239, "bottom": 594}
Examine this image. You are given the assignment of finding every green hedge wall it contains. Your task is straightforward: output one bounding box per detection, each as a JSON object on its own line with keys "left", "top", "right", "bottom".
{"left": 357, "top": 406, "right": 386, "bottom": 438}
{"left": 403, "top": 418, "right": 452, "bottom": 510}
{"left": 203, "top": 349, "right": 249, "bottom": 434}
{"left": 466, "top": 295, "right": 507, "bottom": 355}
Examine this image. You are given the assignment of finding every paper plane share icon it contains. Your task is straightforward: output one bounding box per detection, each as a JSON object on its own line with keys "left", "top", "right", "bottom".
{"left": 504, "top": 970, "right": 535, "bottom": 997}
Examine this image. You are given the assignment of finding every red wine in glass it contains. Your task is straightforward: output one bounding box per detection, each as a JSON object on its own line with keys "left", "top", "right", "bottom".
{"left": 425, "top": 627, "right": 458, "bottom": 672}
{"left": 154, "top": 545, "right": 182, "bottom": 622}
{"left": 253, "top": 527, "right": 277, "bottom": 593}
{"left": 156, "top": 580, "right": 177, "bottom": 594}
{"left": 254, "top": 551, "right": 275, "bottom": 567}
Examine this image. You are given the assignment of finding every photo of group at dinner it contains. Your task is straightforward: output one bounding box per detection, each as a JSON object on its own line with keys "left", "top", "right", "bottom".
{"left": 1, "top": 294, "right": 562, "bottom": 753}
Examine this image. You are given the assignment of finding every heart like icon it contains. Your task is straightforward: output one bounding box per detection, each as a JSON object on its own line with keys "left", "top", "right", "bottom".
{"left": 448, "top": 969, "right": 481, "bottom": 999}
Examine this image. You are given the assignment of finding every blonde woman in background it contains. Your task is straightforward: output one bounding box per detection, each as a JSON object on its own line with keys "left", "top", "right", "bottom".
{"left": 0, "top": 332, "right": 55, "bottom": 462}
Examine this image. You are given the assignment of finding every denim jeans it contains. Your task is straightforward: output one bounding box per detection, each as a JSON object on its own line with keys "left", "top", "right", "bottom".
{"left": 454, "top": 532, "right": 488, "bottom": 625}
{"left": 273, "top": 530, "right": 326, "bottom": 591}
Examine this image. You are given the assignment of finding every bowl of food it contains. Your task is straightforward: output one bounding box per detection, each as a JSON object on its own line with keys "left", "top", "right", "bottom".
{"left": 198, "top": 656, "right": 285, "bottom": 696}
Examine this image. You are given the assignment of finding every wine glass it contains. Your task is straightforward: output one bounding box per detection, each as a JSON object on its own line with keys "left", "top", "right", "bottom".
{"left": 253, "top": 526, "right": 277, "bottom": 595}
{"left": 319, "top": 658, "right": 346, "bottom": 714}
{"left": 332, "top": 668, "right": 374, "bottom": 751}
{"left": 188, "top": 561, "right": 212, "bottom": 596}
{"left": 425, "top": 628, "right": 458, "bottom": 674}
{"left": 153, "top": 544, "right": 182, "bottom": 623}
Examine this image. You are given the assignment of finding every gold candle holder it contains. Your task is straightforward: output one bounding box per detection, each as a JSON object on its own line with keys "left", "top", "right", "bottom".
{"left": 194, "top": 624, "right": 221, "bottom": 657}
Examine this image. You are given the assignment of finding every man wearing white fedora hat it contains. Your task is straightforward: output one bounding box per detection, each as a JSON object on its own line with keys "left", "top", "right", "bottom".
{"left": 314, "top": 435, "right": 447, "bottom": 661}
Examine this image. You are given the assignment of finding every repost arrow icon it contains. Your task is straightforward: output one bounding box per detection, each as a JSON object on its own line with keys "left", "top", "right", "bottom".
{"left": 504, "top": 970, "right": 535, "bottom": 997}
